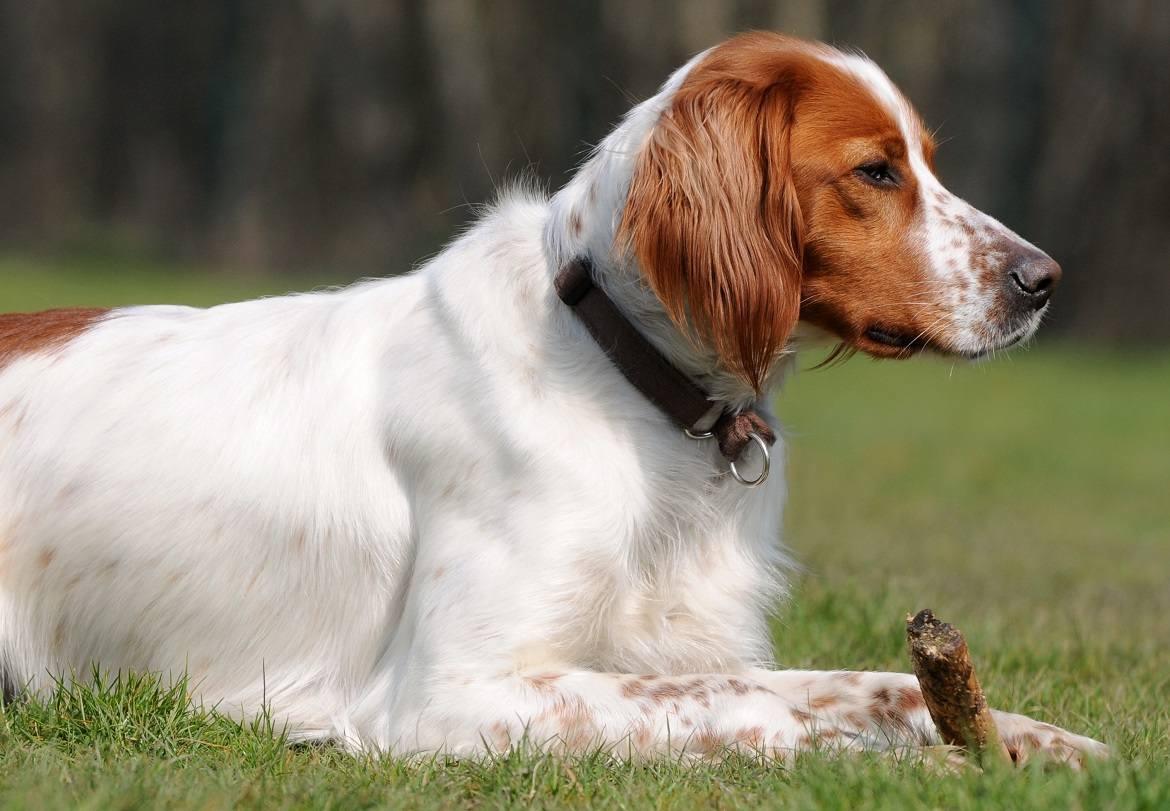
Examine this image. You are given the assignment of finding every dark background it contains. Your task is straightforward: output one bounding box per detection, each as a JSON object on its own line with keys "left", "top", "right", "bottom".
{"left": 1, "top": 0, "right": 1167, "bottom": 343}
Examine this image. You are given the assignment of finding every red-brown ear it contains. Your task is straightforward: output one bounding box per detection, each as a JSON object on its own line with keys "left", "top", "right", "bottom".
{"left": 619, "top": 62, "right": 804, "bottom": 392}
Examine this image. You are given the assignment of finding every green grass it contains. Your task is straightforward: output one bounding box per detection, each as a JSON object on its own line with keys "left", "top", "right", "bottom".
{"left": 0, "top": 255, "right": 341, "bottom": 310}
{"left": 2, "top": 261, "right": 1168, "bottom": 809}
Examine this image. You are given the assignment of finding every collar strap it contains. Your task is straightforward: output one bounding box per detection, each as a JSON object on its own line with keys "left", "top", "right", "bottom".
{"left": 554, "top": 257, "right": 775, "bottom": 463}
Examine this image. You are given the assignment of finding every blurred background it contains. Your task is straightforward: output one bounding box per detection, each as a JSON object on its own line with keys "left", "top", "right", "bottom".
{"left": 1, "top": 0, "right": 1168, "bottom": 343}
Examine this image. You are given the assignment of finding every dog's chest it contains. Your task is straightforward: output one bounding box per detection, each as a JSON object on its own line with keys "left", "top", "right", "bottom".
{"left": 549, "top": 479, "right": 776, "bottom": 674}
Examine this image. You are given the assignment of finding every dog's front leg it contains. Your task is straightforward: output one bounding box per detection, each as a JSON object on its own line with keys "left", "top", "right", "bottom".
{"left": 753, "top": 669, "right": 1110, "bottom": 767}
{"left": 379, "top": 668, "right": 1107, "bottom": 765}
{"left": 377, "top": 668, "right": 931, "bottom": 759}
{"left": 379, "top": 669, "right": 849, "bottom": 758}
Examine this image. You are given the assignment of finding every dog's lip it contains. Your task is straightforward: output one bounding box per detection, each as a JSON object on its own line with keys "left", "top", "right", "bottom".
{"left": 862, "top": 325, "right": 1016, "bottom": 360}
{"left": 863, "top": 326, "right": 928, "bottom": 352}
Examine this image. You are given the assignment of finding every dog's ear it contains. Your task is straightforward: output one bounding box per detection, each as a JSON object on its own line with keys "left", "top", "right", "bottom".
{"left": 619, "top": 65, "right": 805, "bottom": 392}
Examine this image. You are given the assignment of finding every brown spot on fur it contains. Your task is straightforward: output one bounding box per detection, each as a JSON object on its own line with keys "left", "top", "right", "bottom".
{"left": 489, "top": 721, "right": 511, "bottom": 751}
{"left": 624, "top": 678, "right": 694, "bottom": 704}
{"left": 685, "top": 678, "right": 713, "bottom": 707}
{"left": 839, "top": 672, "right": 864, "bottom": 686}
{"left": 650, "top": 682, "right": 686, "bottom": 702}
{"left": 1006, "top": 731, "right": 1044, "bottom": 764}
{"left": 0, "top": 308, "right": 108, "bottom": 369}
{"left": 872, "top": 687, "right": 892, "bottom": 706}
{"left": 621, "top": 678, "right": 649, "bottom": 699}
{"left": 37, "top": 548, "right": 56, "bottom": 569}
{"left": 52, "top": 621, "right": 66, "bottom": 646}
{"left": 844, "top": 711, "right": 869, "bottom": 729}
{"left": 569, "top": 210, "right": 583, "bottom": 237}
{"left": 546, "top": 694, "right": 596, "bottom": 750}
{"left": 524, "top": 672, "right": 564, "bottom": 694}
{"left": 809, "top": 693, "right": 838, "bottom": 711}
{"left": 631, "top": 721, "right": 653, "bottom": 750}
{"left": 691, "top": 726, "right": 722, "bottom": 756}
{"left": 734, "top": 725, "right": 765, "bottom": 747}
{"left": 791, "top": 707, "right": 813, "bottom": 723}
{"left": 798, "top": 728, "right": 843, "bottom": 751}
{"left": 896, "top": 686, "right": 925, "bottom": 712}
{"left": 725, "top": 678, "right": 752, "bottom": 696}
{"left": 869, "top": 703, "right": 914, "bottom": 734}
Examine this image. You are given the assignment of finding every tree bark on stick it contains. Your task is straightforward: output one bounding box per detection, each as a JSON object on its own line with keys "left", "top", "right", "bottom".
{"left": 906, "top": 609, "right": 1012, "bottom": 766}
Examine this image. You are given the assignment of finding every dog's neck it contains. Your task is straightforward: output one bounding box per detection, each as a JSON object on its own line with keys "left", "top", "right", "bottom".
{"left": 542, "top": 52, "right": 794, "bottom": 411}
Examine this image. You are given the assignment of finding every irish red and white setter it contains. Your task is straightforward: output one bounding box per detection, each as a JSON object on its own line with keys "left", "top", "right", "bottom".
{"left": 0, "top": 33, "right": 1104, "bottom": 765}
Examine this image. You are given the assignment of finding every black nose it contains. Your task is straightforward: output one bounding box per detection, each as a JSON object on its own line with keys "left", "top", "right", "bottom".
{"left": 1006, "top": 252, "right": 1062, "bottom": 310}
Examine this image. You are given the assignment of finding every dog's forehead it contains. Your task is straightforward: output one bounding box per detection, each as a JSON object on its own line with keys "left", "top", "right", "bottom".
{"left": 686, "top": 36, "right": 937, "bottom": 160}
{"left": 821, "top": 51, "right": 934, "bottom": 156}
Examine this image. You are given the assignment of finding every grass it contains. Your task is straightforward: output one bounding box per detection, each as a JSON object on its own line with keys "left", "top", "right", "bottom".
{"left": 2, "top": 260, "right": 1168, "bottom": 809}
{"left": 0, "top": 254, "right": 342, "bottom": 310}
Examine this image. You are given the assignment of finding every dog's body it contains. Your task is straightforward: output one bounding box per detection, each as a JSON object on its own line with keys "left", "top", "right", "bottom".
{"left": 0, "top": 34, "right": 1105, "bottom": 763}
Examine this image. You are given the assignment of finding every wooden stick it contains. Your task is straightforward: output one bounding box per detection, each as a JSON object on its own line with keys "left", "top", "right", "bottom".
{"left": 906, "top": 609, "right": 1011, "bottom": 766}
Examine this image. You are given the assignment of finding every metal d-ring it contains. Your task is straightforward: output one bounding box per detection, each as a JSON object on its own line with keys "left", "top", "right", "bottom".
{"left": 684, "top": 428, "right": 714, "bottom": 440}
{"left": 729, "top": 431, "right": 770, "bottom": 488}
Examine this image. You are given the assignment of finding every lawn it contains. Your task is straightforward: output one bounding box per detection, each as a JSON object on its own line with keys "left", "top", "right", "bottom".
{"left": 2, "top": 262, "right": 1168, "bottom": 809}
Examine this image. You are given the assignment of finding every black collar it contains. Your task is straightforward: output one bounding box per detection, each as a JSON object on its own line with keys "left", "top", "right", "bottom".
{"left": 554, "top": 257, "right": 775, "bottom": 474}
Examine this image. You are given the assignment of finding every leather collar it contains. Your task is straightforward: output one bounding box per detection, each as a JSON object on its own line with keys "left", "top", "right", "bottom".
{"left": 554, "top": 257, "right": 775, "bottom": 466}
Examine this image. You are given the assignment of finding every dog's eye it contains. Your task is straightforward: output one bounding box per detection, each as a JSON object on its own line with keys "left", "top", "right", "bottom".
{"left": 855, "top": 162, "right": 898, "bottom": 187}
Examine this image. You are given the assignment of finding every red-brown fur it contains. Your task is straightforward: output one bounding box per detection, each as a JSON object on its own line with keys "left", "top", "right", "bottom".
{"left": 620, "top": 34, "right": 809, "bottom": 391}
{"left": 791, "top": 61, "right": 940, "bottom": 357}
{"left": 0, "top": 308, "right": 108, "bottom": 370}
{"left": 620, "top": 32, "right": 946, "bottom": 387}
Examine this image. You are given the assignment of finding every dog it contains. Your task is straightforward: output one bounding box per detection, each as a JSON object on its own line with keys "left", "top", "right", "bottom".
{"left": 0, "top": 32, "right": 1106, "bottom": 765}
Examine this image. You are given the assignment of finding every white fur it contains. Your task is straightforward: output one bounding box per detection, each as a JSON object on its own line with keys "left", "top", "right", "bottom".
{"left": 0, "top": 41, "right": 1104, "bottom": 763}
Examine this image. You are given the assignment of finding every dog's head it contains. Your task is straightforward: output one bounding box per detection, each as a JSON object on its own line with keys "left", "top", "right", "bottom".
{"left": 619, "top": 32, "right": 1060, "bottom": 390}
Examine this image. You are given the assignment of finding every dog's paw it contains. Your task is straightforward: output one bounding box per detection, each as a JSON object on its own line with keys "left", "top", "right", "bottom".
{"left": 992, "top": 710, "right": 1110, "bottom": 769}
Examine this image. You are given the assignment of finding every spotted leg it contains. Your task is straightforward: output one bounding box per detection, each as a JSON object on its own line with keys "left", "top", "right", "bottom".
{"left": 370, "top": 667, "right": 1108, "bottom": 766}
{"left": 756, "top": 669, "right": 1109, "bottom": 768}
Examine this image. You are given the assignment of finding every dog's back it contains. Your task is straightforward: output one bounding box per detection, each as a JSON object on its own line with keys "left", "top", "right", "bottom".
{"left": 0, "top": 283, "right": 425, "bottom": 732}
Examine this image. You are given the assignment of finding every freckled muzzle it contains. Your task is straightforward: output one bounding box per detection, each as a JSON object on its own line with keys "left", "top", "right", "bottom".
{"left": 923, "top": 213, "right": 1064, "bottom": 357}
{"left": 959, "top": 240, "right": 1063, "bottom": 356}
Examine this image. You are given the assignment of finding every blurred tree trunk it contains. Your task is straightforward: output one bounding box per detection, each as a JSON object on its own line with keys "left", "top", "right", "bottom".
{"left": 0, "top": 0, "right": 1165, "bottom": 341}
{"left": 1029, "top": 0, "right": 1170, "bottom": 342}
